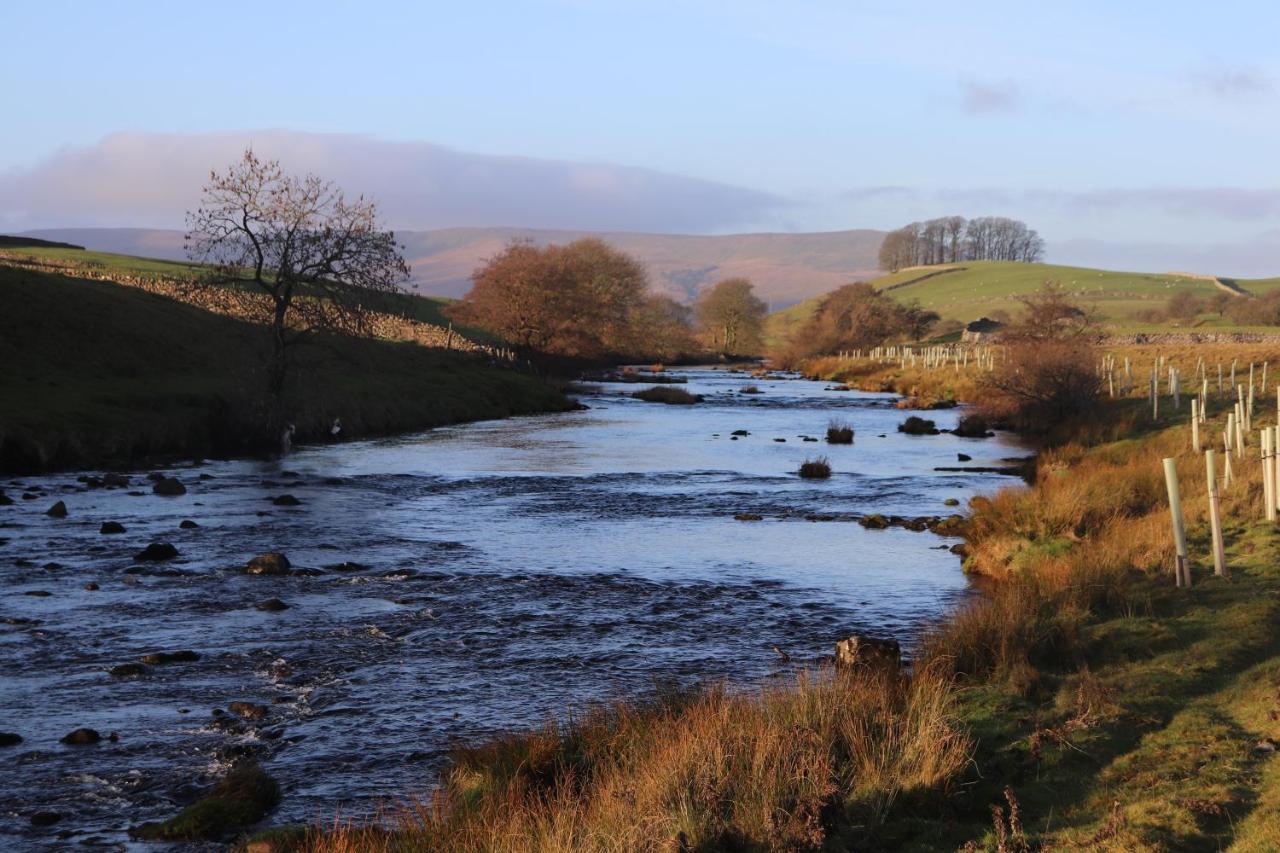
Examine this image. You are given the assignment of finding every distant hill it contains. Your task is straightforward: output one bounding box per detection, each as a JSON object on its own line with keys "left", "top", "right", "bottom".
{"left": 21, "top": 226, "right": 886, "bottom": 307}
{"left": 0, "top": 234, "right": 85, "bottom": 250}
{"left": 766, "top": 260, "right": 1280, "bottom": 348}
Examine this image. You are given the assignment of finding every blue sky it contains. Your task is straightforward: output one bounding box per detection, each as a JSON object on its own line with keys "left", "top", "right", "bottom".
{"left": 4, "top": 0, "right": 1280, "bottom": 272}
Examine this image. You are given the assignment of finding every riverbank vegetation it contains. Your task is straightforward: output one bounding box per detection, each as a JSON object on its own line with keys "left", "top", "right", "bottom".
{"left": 0, "top": 264, "right": 572, "bottom": 472}
{"left": 275, "top": 333, "right": 1280, "bottom": 850}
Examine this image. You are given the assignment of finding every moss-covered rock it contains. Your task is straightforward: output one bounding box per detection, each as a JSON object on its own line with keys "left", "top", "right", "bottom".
{"left": 130, "top": 762, "right": 279, "bottom": 842}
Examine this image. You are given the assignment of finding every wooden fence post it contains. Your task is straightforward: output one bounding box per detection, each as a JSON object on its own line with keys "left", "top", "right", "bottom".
{"left": 1206, "top": 450, "right": 1227, "bottom": 578}
{"left": 1163, "top": 458, "right": 1190, "bottom": 588}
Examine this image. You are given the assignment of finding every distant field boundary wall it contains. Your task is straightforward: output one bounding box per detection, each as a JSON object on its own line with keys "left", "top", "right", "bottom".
{"left": 1106, "top": 331, "right": 1280, "bottom": 345}
{"left": 877, "top": 265, "right": 966, "bottom": 292}
{"left": 0, "top": 252, "right": 512, "bottom": 360}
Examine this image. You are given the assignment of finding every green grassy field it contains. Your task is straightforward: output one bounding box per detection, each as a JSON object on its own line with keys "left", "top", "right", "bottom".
{"left": 0, "top": 264, "right": 571, "bottom": 472}
{"left": 766, "top": 260, "right": 1280, "bottom": 349}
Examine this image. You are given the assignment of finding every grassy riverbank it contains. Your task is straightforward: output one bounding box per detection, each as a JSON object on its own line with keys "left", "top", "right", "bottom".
{"left": 0, "top": 264, "right": 573, "bottom": 472}
{"left": 257, "top": 346, "right": 1280, "bottom": 852}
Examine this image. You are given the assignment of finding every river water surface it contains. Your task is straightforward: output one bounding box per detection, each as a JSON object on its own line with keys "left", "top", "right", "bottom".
{"left": 0, "top": 367, "right": 1022, "bottom": 849}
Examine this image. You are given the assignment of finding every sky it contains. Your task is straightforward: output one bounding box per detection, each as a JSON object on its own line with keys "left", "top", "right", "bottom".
{"left": 3, "top": 0, "right": 1280, "bottom": 274}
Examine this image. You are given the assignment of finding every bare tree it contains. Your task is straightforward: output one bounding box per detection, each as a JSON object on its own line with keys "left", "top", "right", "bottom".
{"left": 878, "top": 215, "right": 1043, "bottom": 270}
{"left": 695, "top": 278, "right": 767, "bottom": 356}
{"left": 185, "top": 149, "right": 409, "bottom": 392}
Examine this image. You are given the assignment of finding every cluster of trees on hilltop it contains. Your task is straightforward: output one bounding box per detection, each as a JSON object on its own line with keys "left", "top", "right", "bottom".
{"left": 453, "top": 239, "right": 769, "bottom": 361}
{"left": 878, "top": 216, "right": 1044, "bottom": 271}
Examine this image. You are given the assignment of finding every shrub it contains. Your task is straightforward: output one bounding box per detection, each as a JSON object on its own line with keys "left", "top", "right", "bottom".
{"left": 631, "top": 386, "right": 702, "bottom": 404}
{"left": 740, "top": 384, "right": 762, "bottom": 394}
{"left": 976, "top": 341, "right": 1101, "bottom": 433}
{"left": 826, "top": 419, "right": 854, "bottom": 444}
{"left": 898, "top": 416, "right": 939, "bottom": 435}
{"left": 799, "top": 457, "right": 832, "bottom": 478}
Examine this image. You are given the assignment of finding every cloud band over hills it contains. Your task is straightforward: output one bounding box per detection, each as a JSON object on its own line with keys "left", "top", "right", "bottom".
{"left": 0, "top": 130, "right": 787, "bottom": 234}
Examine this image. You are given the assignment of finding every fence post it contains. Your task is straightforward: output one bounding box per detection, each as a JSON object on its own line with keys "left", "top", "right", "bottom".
{"left": 1192, "top": 399, "right": 1201, "bottom": 452}
{"left": 1163, "top": 458, "right": 1190, "bottom": 588}
{"left": 1265, "top": 429, "right": 1276, "bottom": 523}
{"left": 1206, "top": 450, "right": 1227, "bottom": 578}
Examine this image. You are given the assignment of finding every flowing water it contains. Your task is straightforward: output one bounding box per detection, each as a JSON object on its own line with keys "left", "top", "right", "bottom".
{"left": 0, "top": 367, "right": 1024, "bottom": 849}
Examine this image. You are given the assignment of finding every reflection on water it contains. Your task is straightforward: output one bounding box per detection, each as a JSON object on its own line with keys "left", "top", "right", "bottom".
{"left": 0, "top": 368, "right": 1021, "bottom": 847}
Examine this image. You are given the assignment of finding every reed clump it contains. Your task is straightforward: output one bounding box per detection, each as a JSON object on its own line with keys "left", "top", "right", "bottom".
{"left": 631, "top": 386, "right": 702, "bottom": 404}
{"left": 826, "top": 418, "right": 854, "bottom": 444}
{"left": 798, "top": 456, "right": 832, "bottom": 478}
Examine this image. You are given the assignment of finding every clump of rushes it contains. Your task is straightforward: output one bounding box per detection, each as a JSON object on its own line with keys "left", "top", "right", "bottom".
{"left": 826, "top": 418, "right": 854, "bottom": 444}
{"left": 798, "top": 457, "right": 832, "bottom": 478}
{"left": 632, "top": 386, "right": 703, "bottom": 404}
{"left": 898, "top": 416, "right": 939, "bottom": 435}
{"left": 740, "top": 384, "right": 762, "bottom": 394}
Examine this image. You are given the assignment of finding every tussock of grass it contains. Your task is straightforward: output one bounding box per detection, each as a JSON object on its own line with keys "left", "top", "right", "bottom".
{"left": 798, "top": 456, "right": 832, "bottom": 478}
{"left": 826, "top": 418, "right": 854, "bottom": 444}
{"left": 631, "top": 386, "right": 702, "bottom": 404}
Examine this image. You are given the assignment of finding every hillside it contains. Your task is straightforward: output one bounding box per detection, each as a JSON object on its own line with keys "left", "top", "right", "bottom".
{"left": 0, "top": 263, "right": 570, "bottom": 472}
{"left": 20, "top": 226, "right": 886, "bottom": 307}
{"left": 766, "top": 260, "right": 1280, "bottom": 348}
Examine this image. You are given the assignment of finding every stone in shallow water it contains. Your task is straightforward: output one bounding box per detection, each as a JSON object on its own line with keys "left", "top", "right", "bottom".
{"left": 153, "top": 477, "right": 186, "bottom": 497}
{"left": 45, "top": 500, "right": 67, "bottom": 518}
{"left": 245, "top": 553, "right": 291, "bottom": 575}
{"left": 60, "top": 727, "right": 101, "bottom": 745}
{"left": 99, "top": 521, "right": 126, "bottom": 534}
{"left": 134, "top": 542, "right": 179, "bottom": 562}
{"left": 256, "top": 598, "right": 289, "bottom": 612}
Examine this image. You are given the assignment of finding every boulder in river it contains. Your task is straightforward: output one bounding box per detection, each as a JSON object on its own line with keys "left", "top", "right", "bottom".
{"left": 153, "top": 477, "right": 187, "bottom": 497}
{"left": 60, "top": 727, "right": 102, "bottom": 745}
{"left": 256, "top": 598, "right": 289, "bottom": 612}
{"left": 271, "top": 494, "right": 302, "bottom": 506}
{"left": 103, "top": 473, "right": 130, "bottom": 487}
{"left": 245, "top": 553, "right": 291, "bottom": 576}
{"left": 834, "top": 634, "right": 901, "bottom": 672}
{"left": 0, "top": 489, "right": 11, "bottom": 506}
{"left": 227, "top": 701, "right": 269, "bottom": 719}
{"left": 110, "top": 662, "right": 149, "bottom": 677}
{"left": 129, "top": 761, "right": 280, "bottom": 841}
{"left": 46, "top": 500, "right": 68, "bottom": 518}
{"left": 134, "top": 542, "right": 179, "bottom": 562}
{"left": 179, "top": 519, "right": 200, "bottom": 529}
{"left": 29, "top": 811, "right": 62, "bottom": 827}
{"left": 100, "top": 521, "right": 126, "bottom": 534}
{"left": 0, "top": 732, "right": 22, "bottom": 747}
{"left": 141, "top": 650, "right": 199, "bottom": 665}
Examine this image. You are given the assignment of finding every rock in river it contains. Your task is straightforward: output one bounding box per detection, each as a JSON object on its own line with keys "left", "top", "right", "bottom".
{"left": 60, "top": 727, "right": 102, "bottom": 745}
{"left": 141, "top": 650, "right": 200, "bottom": 665}
{"left": 153, "top": 477, "right": 187, "bottom": 497}
{"left": 45, "top": 500, "right": 68, "bottom": 518}
{"left": 256, "top": 598, "right": 289, "bottom": 612}
{"left": 246, "top": 553, "right": 291, "bottom": 576}
{"left": 227, "top": 701, "right": 269, "bottom": 719}
{"left": 0, "top": 732, "right": 23, "bottom": 747}
{"left": 134, "top": 542, "right": 179, "bottom": 562}
{"left": 109, "top": 662, "right": 149, "bottom": 677}
{"left": 271, "top": 494, "right": 302, "bottom": 506}
{"left": 99, "top": 521, "right": 126, "bottom": 534}
{"left": 179, "top": 519, "right": 200, "bottom": 529}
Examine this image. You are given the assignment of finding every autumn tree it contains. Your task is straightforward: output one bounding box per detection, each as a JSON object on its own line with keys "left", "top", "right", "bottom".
{"left": 695, "top": 278, "right": 767, "bottom": 356}
{"left": 185, "top": 149, "right": 408, "bottom": 392}
{"left": 785, "top": 283, "right": 914, "bottom": 360}
{"left": 454, "top": 238, "right": 673, "bottom": 359}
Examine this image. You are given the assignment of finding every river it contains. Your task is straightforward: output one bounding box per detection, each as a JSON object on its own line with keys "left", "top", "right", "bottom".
{"left": 0, "top": 367, "right": 1023, "bottom": 848}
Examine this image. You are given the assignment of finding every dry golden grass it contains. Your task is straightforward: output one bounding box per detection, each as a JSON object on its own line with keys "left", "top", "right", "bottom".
{"left": 305, "top": 668, "right": 970, "bottom": 852}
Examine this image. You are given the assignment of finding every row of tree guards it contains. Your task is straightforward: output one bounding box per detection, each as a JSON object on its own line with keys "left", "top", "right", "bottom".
{"left": 835, "top": 344, "right": 1000, "bottom": 371}
{"left": 1158, "top": 355, "right": 1279, "bottom": 587}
